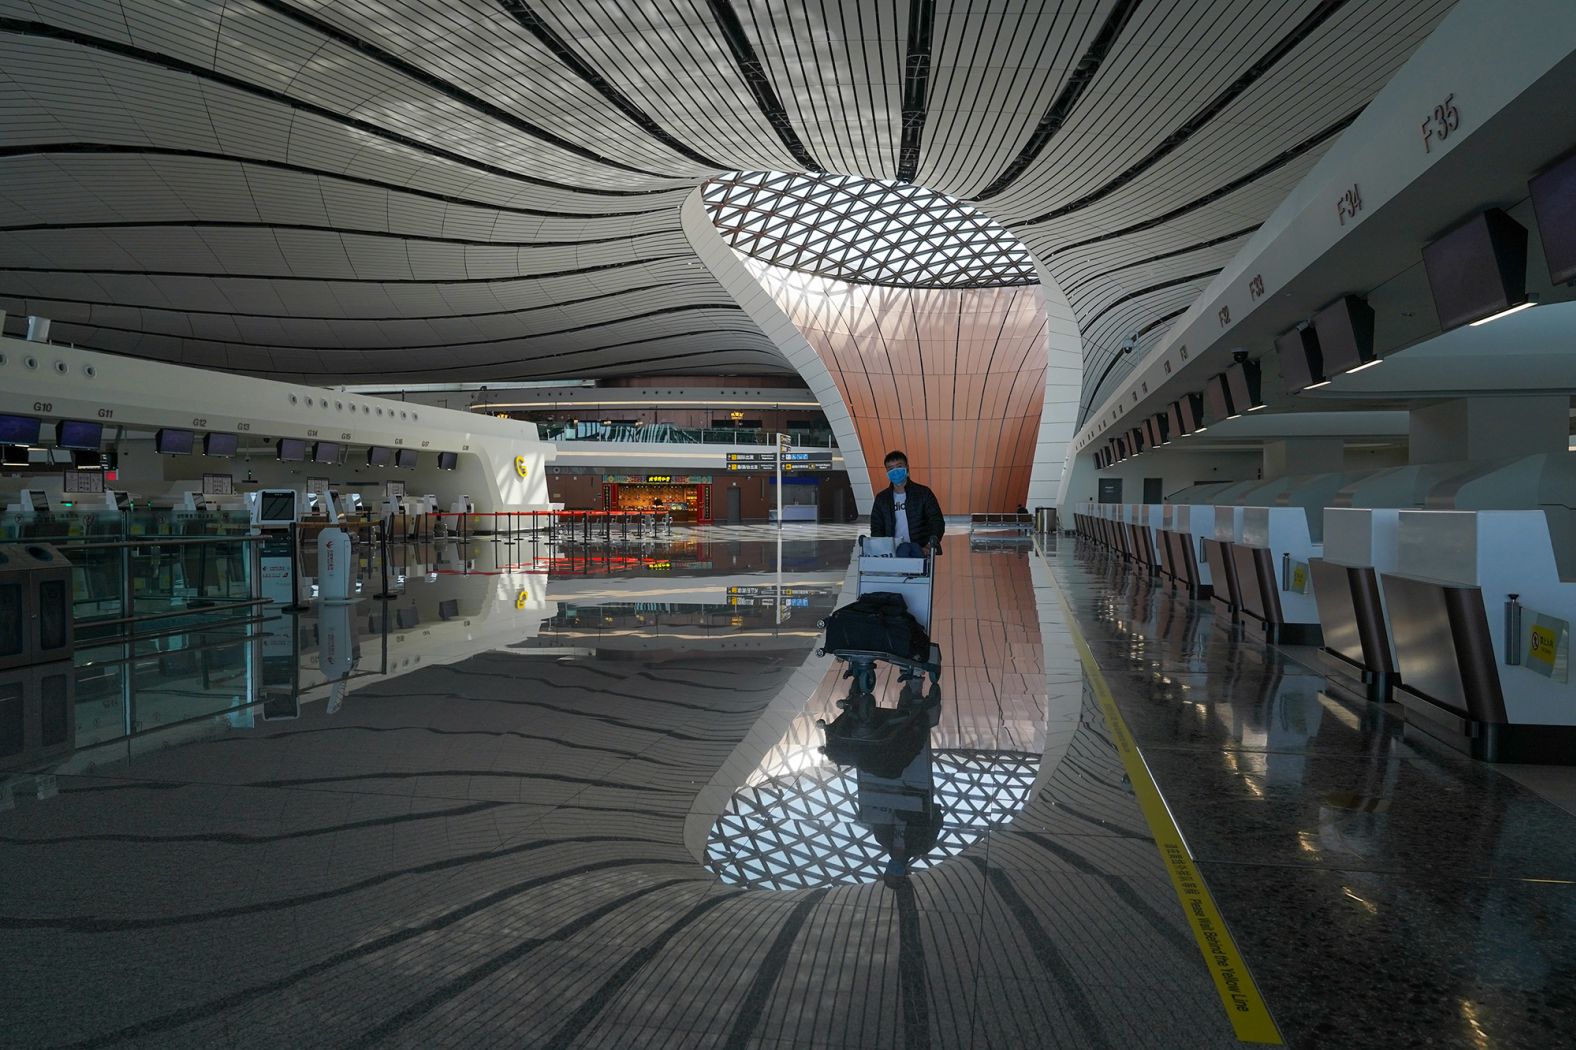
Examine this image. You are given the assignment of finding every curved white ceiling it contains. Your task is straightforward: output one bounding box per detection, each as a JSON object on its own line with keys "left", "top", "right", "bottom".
{"left": 0, "top": 0, "right": 1457, "bottom": 408}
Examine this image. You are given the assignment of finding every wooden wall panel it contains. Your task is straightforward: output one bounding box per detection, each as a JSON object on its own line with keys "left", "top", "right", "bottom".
{"left": 748, "top": 263, "right": 1047, "bottom": 513}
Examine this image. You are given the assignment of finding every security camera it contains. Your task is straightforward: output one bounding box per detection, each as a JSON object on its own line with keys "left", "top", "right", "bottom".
{"left": 1231, "top": 349, "right": 1249, "bottom": 364}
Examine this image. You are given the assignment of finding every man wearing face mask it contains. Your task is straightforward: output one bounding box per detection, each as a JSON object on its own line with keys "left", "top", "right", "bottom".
{"left": 870, "top": 450, "right": 944, "bottom": 558}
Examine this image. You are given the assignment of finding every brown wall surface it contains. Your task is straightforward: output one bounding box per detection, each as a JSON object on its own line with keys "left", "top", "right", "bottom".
{"left": 750, "top": 267, "right": 1047, "bottom": 513}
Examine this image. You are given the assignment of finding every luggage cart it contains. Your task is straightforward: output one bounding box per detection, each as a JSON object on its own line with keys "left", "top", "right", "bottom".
{"left": 818, "top": 535, "right": 943, "bottom": 696}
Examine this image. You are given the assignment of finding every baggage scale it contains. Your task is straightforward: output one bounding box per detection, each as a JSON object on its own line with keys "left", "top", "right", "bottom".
{"left": 818, "top": 535, "right": 943, "bottom": 695}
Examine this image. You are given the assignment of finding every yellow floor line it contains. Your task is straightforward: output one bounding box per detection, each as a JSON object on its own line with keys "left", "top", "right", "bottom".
{"left": 1044, "top": 564, "right": 1283, "bottom": 1045}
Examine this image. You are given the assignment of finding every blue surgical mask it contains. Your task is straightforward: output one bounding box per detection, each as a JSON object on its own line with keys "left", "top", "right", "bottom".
{"left": 887, "top": 467, "right": 908, "bottom": 485}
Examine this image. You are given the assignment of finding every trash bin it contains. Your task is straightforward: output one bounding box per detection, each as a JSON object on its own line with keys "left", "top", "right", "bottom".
{"left": 0, "top": 543, "right": 74, "bottom": 672}
{"left": 1034, "top": 507, "right": 1057, "bottom": 534}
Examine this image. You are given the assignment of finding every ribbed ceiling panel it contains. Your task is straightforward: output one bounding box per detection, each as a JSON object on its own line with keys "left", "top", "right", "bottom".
{"left": 0, "top": 0, "right": 1457, "bottom": 385}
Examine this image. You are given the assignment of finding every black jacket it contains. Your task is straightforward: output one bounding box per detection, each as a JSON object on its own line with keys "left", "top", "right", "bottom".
{"left": 870, "top": 481, "right": 945, "bottom": 551}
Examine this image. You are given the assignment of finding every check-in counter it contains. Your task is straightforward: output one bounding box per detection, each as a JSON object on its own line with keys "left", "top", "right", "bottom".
{"left": 1312, "top": 508, "right": 1402, "bottom": 700}
{"left": 1381, "top": 508, "right": 1576, "bottom": 762}
{"left": 1228, "top": 472, "right": 1373, "bottom": 645}
{"left": 1204, "top": 505, "right": 1246, "bottom": 623}
{"left": 1170, "top": 503, "right": 1215, "bottom": 600}
{"left": 1124, "top": 504, "right": 1161, "bottom": 573}
{"left": 1158, "top": 504, "right": 1185, "bottom": 585}
{"left": 1372, "top": 453, "right": 1576, "bottom": 760}
{"left": 1104, "top": 504, "right": 1128, "bottom": 559}
{"left": 1307, "top": 466, "right": 1462, "bottom": 700}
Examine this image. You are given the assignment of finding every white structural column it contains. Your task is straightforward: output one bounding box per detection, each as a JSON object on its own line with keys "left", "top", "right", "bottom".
{"left": 1032, "top": 258, "right": 1085, "bottom": 512}
{"left": 680, "top": 191, "right": 875, "bottom": 512}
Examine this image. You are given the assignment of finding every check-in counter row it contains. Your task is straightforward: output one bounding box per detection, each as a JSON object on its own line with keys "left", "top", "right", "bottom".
{"left": 1076, "top": 455, "right": 1576, "bottom": 762}
{"left": 1074, "top": 497, "right": 1321, "bottom": 645}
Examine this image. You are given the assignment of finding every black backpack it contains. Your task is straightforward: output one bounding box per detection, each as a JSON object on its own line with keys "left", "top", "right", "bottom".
{"left": 823, "top": 591, "right": 929, "bottom": 660}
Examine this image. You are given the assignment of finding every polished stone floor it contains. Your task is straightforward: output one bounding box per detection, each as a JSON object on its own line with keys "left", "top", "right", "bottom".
{"left": 4, "top": 526, "right": 1574, "bottom": 1047}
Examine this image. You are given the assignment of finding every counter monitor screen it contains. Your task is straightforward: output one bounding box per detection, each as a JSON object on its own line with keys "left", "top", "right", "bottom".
{"left": 395, "top": 448, "right": 418, "bottom": 470}
{"left": 1205, "top": 373, "right": 1235, "bottom": 422}
{"left": 2, "top": 446, "right": 27, "bottom": 466}
{"left": 366, "top": 445, "right": 393, "bottom": 467}
{"left": 155, "top": 428, "right": 195, "bottom": 455}
{"left": 277, "top": 438, "right": 308, "bottom": 462}
{"left": 437, "top": 451, "right": 458, "bottom": 471}
{"left": 1531, "top": 150, "right": 1576, "bottom": 285}
{"left": 1312, "top": 295, "right": 1376, "bottom": 374}
{"left": 1421, "top": 209, "right": 1528, "bottom": 331}
{"left": 56, "top": 419, "right": 103, "bottom": 451}
{"left": 0, "top": 414, "right": 42, "bottom": 446}
{"left": 72, "top": 450, "right": 102, "bottom": 468}
{"left": 1275, "top": 328, "right": 1324, "bottom": 391}
{"left": 311, "top": 441, "right": 340, "bottom": 464}
{"left": 204, "top": 432, "right": 238, "bottom": 457}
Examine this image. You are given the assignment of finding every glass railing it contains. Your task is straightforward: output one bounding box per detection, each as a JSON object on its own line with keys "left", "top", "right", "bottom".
{"left": 2, "top": 511, "right": 272, "bottom": 780}
{"left": 1, "top": 510, "right": 264, "bottom": 643}
{"left": 538, "top": 423, "right": 838, "bottom": 448}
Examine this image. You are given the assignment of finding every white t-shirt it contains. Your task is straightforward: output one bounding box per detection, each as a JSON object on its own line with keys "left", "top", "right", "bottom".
{"left": 893, "top": 489, "right": 910, "bottom": 545}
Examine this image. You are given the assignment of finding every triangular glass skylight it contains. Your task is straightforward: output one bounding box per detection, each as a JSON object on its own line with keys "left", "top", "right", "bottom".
{"left": 702, "top": 170, "right": 1038, "bottom": 289}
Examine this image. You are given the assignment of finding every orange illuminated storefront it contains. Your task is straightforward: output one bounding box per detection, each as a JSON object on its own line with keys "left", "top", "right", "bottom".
{"left": 603, "top": 474, "right": 713, "bottom": 524}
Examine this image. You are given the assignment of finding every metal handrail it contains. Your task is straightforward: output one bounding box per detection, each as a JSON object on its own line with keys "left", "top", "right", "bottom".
{"left": 75, "top": 597, "right": 273, "bottom": 632}
{"left": 56, "top": 534, "right": 267, "bottom": 551}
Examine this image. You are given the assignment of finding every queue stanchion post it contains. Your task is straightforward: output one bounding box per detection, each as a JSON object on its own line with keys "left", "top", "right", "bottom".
{"left": 282, "top": 521, "right": 310, "bottom": 612}
{"left": 372, "top": 518, "right": 397, "bottom": 601}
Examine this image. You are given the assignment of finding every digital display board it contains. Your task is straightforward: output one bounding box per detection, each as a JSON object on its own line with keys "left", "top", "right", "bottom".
{"left": 277, "top": 438, "right": 308, "bottom": 462}
{"left": 367, "top": 446, "right": 393, "bottom": 467}
{"left": 56, "top": 420, "right": 104, "bottom": 450}
{"left": 0, "top": 414, "right": 42, "bottom": 446}
{"left": 437, "top": 451, "right": 458, "bottom": 470}
{"left": 1312, "top": 295, "right": 1377, "bottom": 375}
{"left": 204, "top": 433, "right": 239, "bottom": 457}
{"left": 311, "top": 441, "right": 340, "bottom": 464}
{"left": 395, "top": 448, "right": 418, "bottom": 469}
{"left": 1530, "top": 150, "right": 1576, "bottom": 285}
{"left": 156, "top": 428, "right": 195, "bottom": 455}
{"left": 1422, "top": 209, "right": 1529, "bottom": 331}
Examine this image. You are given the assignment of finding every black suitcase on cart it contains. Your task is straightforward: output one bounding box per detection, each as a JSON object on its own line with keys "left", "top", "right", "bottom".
{"left": 822, "top": 591, "right": 930, "bottom": 661}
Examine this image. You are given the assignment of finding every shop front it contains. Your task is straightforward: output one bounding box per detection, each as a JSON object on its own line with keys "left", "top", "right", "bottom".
{"left": 604, "top": 473, "right": 713, "bottom": 524}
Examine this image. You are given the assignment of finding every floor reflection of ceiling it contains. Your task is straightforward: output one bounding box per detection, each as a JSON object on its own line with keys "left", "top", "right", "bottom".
{"left": 705, "top": 750, "right": 1039, "bottom": 891}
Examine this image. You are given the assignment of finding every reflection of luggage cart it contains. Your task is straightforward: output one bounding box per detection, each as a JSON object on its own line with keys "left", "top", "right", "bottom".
{"left": 818, "top": 535, "right": 943, "bottom": 694}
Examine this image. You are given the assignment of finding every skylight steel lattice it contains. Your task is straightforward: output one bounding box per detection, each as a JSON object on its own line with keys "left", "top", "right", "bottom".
{"left": 702, "top": 171, "right": 1039, "bottom": 289}
{"left": 704, "top": 749, "right": 1039, "bottom": 891}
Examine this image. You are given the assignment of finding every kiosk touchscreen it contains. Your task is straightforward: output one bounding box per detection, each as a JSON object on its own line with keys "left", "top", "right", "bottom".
{"left": 250, "top": 488, "right": 302, "bottom": 528}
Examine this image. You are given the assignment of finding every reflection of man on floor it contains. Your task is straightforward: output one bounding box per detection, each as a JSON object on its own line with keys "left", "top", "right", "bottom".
{"left": 870, "top": 450, "right": 944, "bottom": 558}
